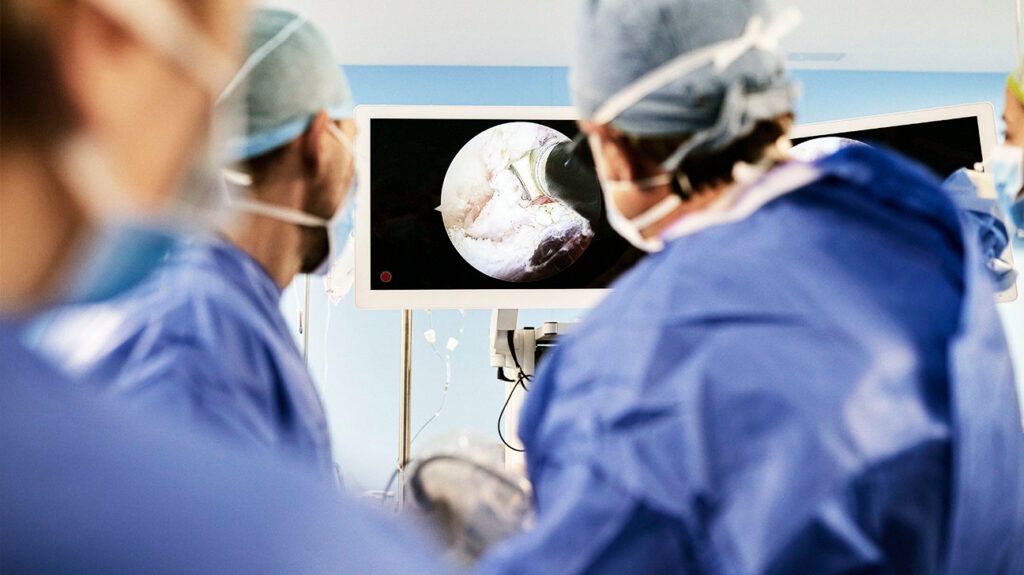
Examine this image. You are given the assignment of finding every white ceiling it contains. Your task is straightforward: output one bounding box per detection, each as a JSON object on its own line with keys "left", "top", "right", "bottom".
{"left": 261, "top": 0, "right": 1017, "bottom": 73}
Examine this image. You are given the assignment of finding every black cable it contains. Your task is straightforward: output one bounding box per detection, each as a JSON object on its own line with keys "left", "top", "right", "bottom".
{"left": 504, "top": 329, "right": 533, "bottom": 391}
{"left": 506, "top": 330, "right": 522, "bottom": 371}
{"left": 497, "top": 378, "right": 527, "bottom": 453}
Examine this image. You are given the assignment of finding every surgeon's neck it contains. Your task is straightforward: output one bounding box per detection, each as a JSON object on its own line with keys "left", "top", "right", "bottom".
{"left": 639, "top": 180, "right": 733, "bottom": 239}
{"left": 0, "top": 147, "right": 85, "bottom": 315}
{"left": 224, "top": 179, "right": 308, "bottom": 291}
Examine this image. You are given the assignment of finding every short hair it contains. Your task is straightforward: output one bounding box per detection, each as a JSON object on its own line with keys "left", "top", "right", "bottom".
{"left": 624, "top": 114, "right": 794, "bottom": 196}
{"left": 234, "top": 142, "right": 293, "bottom": 187}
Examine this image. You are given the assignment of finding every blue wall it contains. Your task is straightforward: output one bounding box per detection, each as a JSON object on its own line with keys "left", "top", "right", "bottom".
{"left": 285, "top": 66, "right": 1020, "bottom": 492}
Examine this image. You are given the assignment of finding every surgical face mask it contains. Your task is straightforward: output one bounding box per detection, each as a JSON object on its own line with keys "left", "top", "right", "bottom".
{"left": 596, "top": 138, "right": 785, "bottom": 253}
{"left": 225, "top": 122, "right": 358, "bottom": 276}
{"left": 989, "top": 144, "right": 1024, "bottom": 239}
{"left": 56, "top": 0, "right": 238, "bottom": 304}
{"left": 598, "top": 173, "right": 680, "bottom": 253}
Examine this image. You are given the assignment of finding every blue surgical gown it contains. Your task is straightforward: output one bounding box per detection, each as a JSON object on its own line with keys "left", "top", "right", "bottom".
{"left": 476, "top": 146, "right": 1024, "bottom": 574}
{"left": 0, "top": 324, "right": 452, "bottom": 574}
{"left": 36, "top": 238, "right": 333, "bottom": 473}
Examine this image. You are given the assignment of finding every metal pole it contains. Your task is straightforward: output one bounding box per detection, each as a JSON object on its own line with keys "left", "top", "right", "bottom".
{"left": 398, "top": 309, "right": 413, "bottom": 506}
{"left": 302, "top": 275, "right": 311, "bottom": 363}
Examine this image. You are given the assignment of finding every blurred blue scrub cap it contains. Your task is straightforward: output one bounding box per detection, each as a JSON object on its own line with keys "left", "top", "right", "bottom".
{"left": 219, "top": 9, "right": 354, "bottom": 163}
{"left": 573, "top": 0, "right": 800, "bottom": 163}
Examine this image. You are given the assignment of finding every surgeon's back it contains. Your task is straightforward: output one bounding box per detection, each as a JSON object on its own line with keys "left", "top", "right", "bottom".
{"left": 476, "top": 146, "right": 1024, "bottom": 575}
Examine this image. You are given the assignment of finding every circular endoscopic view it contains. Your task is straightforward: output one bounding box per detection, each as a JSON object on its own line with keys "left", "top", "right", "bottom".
{"left": 439, "top": 122, "right": 595, "bottom": 283}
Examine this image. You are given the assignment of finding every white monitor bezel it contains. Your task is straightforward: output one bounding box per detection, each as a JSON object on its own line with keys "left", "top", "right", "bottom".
{"left": 356, "top": 103, "right": 1001, "bottom": 310}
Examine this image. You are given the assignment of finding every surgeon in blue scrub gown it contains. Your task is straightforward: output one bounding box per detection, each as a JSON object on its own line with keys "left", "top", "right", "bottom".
{"left": 1, "top": 1, "right": 452, "bottom": 573}
{"left": 37, "top": 8, "right": 357, "bottom": 475}
{"left": 477, "top": 1, "right": 1024, "bottom": 574}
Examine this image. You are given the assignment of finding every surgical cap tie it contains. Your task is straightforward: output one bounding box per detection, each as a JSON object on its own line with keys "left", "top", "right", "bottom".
{"left": 657, "top": 80, "right": 796, "bottom": 172}
{"left": 217, "top": 9, "right": 354, "bottom": 163}
{"left": 589, "top": 8, "right": 802, "bottom": 126}
{"left": 217, "top": 15, "right": 308, "bottom": 104}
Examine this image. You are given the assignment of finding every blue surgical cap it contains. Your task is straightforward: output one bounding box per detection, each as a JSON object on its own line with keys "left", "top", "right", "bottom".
{"left": 572, "top": 0, "right": 798, "bottom": 155}
{"left": 219, "top": 9, "right": 354, "bottom": 163}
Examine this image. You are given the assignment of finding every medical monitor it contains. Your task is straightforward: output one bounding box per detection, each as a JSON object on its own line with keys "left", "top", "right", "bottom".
{"left": 790, "top": 102, "right": 998, "bottom": 176}
{"left": 790, "top": 102, "right": 1014, "bottom": 303}
{"left": 357, "top": 103, "right": 1002, "bottom": 310}
{"left": 355, "top": 106, "right": 643, "bottom": 310}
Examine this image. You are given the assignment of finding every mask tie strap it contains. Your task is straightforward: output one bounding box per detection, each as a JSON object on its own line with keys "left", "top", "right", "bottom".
{"left": 629, "top": 194, "right": 683, "bottom": 229}
{"left": 228, "top": 197, "right": 327, "bottom": 228}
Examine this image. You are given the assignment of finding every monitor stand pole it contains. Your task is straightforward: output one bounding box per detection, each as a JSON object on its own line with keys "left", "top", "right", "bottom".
{"left": 397, "top": 309, "right": 413, "bottom": 508}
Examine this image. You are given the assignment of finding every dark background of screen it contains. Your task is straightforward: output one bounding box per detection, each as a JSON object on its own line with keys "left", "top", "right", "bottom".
{"left": 790, "top": 116, "right": 983, "bottom": 179}
{"left": 369, "top": 118, "right": 642, "bottom": 291}
{"left": 371, "top": 116, "right": 982, "bottom": 291}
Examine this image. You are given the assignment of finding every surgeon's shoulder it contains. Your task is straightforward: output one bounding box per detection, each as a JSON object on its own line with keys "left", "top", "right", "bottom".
{"left": 823, "top": 144, "right": 945, "bottom": 192}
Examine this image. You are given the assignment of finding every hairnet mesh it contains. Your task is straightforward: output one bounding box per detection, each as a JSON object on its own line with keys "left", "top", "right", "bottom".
{"left": 572, "top": 0, "right": 797, "bottom": 154}
{"left": 219, "top": 9, "right": 353, "bottom": 162}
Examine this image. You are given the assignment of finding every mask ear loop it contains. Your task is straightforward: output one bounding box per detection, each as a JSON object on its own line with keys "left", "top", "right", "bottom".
{"left": 228, "top": 197, "right": 328, "bottom": 228}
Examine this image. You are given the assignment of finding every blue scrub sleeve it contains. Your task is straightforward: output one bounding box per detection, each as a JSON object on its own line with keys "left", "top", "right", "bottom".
{"left": 115, "top": 341, "right": 277, "bottom": 450}
{"left": 474, "top": 461, "right": 691, "bottom": 575}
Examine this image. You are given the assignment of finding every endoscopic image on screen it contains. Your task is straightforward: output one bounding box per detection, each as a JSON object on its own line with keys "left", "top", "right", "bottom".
{"left": 369, "top": 118, "right": 643, "bottom": 291}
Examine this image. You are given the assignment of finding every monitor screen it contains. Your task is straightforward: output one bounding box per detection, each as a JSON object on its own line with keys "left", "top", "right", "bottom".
{"left": 367, "top": 117, "right": 642, "bottom": 294}
{"left": 791, "top": 116, "right": 984, "bottom": 179}
{"left": 356, "top": 103, "right": 997, "bottom": 309}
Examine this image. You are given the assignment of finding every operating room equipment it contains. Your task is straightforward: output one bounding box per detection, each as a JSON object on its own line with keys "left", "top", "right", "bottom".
{"left": 354, "top": 105, "right": 640, "bottom": 311}
{"left": 489, "top": 309, "right": 576, "bottom": 466}
{"left": 402, "top": 433, "right": 533, "bottom": 567}
{"left": 789, "top": 104, "right": 1016, "bottom": 301}
{"left": 409, "top": 309, "right": 467, "bottom": 447}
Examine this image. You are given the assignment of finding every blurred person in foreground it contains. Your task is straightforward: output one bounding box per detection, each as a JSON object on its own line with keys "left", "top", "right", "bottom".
{"left": 35, "top": 7, "right": 357, "bottom": 477}
{"left": 0, "top": 1, "right": 451, "bottom": 572}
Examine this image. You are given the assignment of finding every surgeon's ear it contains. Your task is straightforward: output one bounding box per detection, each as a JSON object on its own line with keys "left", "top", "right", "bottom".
{"left": 588, "top": 126, "right": 640, "bottom": 183}
{"left": 301, "top": 110, "right": 332, "bottom": 176}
